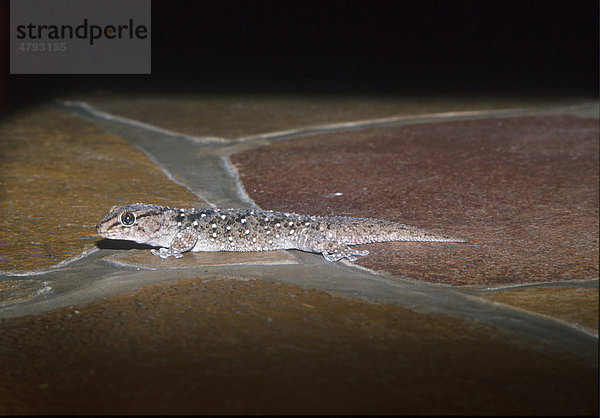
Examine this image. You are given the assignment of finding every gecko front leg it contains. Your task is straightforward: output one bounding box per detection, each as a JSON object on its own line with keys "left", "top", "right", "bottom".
{"left": 151, "top": 227, "right": 198, "bottom": 259}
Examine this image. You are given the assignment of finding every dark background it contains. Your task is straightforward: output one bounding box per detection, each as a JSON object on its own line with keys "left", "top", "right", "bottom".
{"left": 1, "top": 0, "right": 598, "bottom": 112}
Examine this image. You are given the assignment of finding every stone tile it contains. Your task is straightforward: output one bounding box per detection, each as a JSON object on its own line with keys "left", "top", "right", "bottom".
{"left": 0, "top": 277, "right": 596, "bottom": 415}
{"left": 0, "top": 106, "right": 200, "bottom": 274}
{"left": 231, "top": 115, "right": 598, "bottom": 286}
{"left": 105, "top": 248, "right": 300, "bottom": 268}
{"left": 478, "top": 286, "right": 598, "bottom": 334}
{"left": 0, "top": 279, "right": 51, "bottom": 305}
{"left": 74, "top": 92, "right": 582, "bottom": 140}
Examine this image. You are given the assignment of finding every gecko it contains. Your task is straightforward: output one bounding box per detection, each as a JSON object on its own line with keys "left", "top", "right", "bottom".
{"left": 96, "top": 203, "right": 467, "bottom": 262}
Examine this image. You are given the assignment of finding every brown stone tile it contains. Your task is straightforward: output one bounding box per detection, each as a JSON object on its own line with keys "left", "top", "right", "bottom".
{"left": 76, "top": 93, "right": 577, "bottom": 140}
{"left": 0, "top": 277, "right": 596, "bottom": 415}
{"left": 0, "top": 106, "right": 200, "bottom": 273}
{"left": 479, "top": 286, "right": 598, "bottom": 334}
{"left": 231, "top": 115, "right": 598, "bottom": 286}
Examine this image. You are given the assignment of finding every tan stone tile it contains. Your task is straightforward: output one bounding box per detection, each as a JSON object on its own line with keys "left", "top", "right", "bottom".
{"left": 0, "top": 279, "right": 50, "bottom": 304}
{"left": 479, "top": 287, "right": 598, "bottom": 334}
{"left": 75, "top": 92, "right": 581, "bottom": 140}
{"left": 0, "top": 106, "right": 200, "bottom": 273}
{"left": 231, "top": 115, "right": 599, "bottom": 286}
{"left": 105, "top": 248, "right": 300, "bottom": 268}
{"left": 0, "top": 277, "right": 596, "bottom": 414}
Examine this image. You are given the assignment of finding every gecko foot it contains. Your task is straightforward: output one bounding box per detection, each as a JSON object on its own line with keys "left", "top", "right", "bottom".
{"left": 322, "top": 245, "right": 370, "bottom": 262}
{"left": 151, "top": 248, "right": 183, "bottom": 259}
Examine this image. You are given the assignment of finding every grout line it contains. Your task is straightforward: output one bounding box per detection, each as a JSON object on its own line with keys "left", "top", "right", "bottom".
{"left": 233, "top": 109, "right": 515, "bottom": 142}
{"left": 58, "top": 100, "right": 228, "bottom": 144}
{"left": 0, "top": 246, "right": 99, "bottom": 277}
{"left": 232, "top": 104, "right": 596, "bottom": 143}
{"left": 100, "top": 257, "right": 158, "bottom": 271}
{"left": 59, "top": 99, "right": 598, "bottom": 149}
{"left": 462, "top": 292, "right": 599, "bottom": 339}
{"left": 58, "top": 100, "right": 218, "bottom": 208}
{"left": 476, "top": 278, "right": 599, "bottom": 292}
{"left": 218, "top": 155, "right": 259, "bottom": 208}
{"left": 130, "top": 141, "right": 217, "bottom": 209}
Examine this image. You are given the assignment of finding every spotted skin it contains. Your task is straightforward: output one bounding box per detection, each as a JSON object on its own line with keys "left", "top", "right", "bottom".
{"left": 97, "top": 203, "right": 467, "bottom": 262}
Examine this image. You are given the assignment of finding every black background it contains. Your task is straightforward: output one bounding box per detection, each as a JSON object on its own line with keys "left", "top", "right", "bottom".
{"left": 1, "top": 0, "right": 598, "bottom": 111}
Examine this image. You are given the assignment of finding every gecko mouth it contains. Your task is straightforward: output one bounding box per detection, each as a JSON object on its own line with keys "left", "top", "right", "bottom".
{"left": 96, "top": 223, "right": 121, "bottom": 239}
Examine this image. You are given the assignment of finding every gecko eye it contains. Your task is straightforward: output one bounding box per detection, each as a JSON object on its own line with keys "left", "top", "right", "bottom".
{"left": 120, "top": 211, "right": 136, "bottom": 226}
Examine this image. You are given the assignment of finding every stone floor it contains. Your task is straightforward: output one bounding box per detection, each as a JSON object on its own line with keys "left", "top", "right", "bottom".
{"left": 0, "top": 94, "right": 597, "bottom": 414}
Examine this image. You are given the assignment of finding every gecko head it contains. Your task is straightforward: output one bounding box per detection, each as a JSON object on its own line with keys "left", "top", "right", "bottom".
{"left": 96, "top": 203, "right": 167, "bottom": 245}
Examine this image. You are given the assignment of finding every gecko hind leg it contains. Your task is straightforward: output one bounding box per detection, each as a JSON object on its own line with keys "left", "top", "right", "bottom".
{"left": 322, "top": 244, "right": 369, "bottom": 262}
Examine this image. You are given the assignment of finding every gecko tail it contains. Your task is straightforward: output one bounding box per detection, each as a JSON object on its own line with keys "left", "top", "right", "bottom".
{"left": 397, "top": 230, "right": 468, "bottom": 243}
{"left": 385, "top": 223, "right": 467, "bottom": 243}
{"left": 332, "top": 217, "right": 467, "bottom": 244}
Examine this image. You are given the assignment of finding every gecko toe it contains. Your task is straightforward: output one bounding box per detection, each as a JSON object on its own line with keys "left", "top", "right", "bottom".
{"left": 351, "top": 249, "right": 369, "bottom": 257}
{"left": 151, "top": 248, "right": 180, "bottom": 259}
